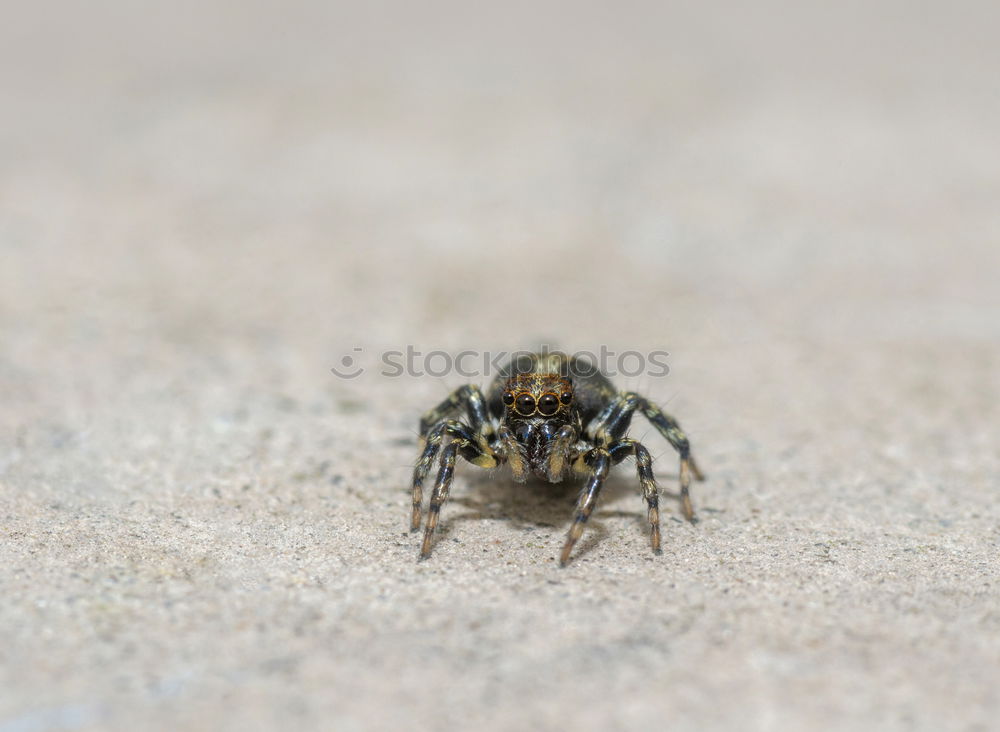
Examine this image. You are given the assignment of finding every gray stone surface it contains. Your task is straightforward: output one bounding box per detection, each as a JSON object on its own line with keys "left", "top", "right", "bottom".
{"left": 2, "top": 2, "right": 999, "bottom": 730}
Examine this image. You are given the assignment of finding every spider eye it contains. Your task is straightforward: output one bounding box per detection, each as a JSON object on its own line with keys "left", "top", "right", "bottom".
{"left": 502, "top": 391, "right": 515, "bottom": 406}
{"left": 537, "top": 393, "right": 559, "bottom": 416}
{"left": 560, "top": 391, "right": 573, "bottom": 405}
{"left": 514, "top": 393, "right": 536, "bottom": 416}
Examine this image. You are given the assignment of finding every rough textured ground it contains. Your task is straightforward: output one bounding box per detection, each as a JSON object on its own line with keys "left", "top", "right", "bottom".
{"left": 2, "top": 2, "right": 999, "bottom": 730}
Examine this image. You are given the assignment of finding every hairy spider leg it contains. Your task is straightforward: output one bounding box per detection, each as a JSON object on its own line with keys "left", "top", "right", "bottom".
{"left": 560, "top": 449, "right": 611, "bottom": 566}
{"left": 411, "top": 417, "right": 498, "bottom": 532}
{"left": 411, "top": 385, "right": 499, "bottom": 530}
{"left": 584, "top": 391, "right": 704, "bottom": 521}
{"left": 418, "top": 384, "right": 495, "bottom": 441}
{"left": 608, "top": 439, "right": 662, "bottom": 553}
{"left": 420, "top": 440, "right": 460, "bottom": 558}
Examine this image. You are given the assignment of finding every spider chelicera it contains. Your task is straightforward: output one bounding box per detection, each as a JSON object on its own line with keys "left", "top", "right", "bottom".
{"left": 410, "top": 351, "right": 705, "bottom": 565}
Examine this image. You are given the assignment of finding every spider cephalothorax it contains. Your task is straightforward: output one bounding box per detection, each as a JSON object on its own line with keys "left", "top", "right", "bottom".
{"left": 499, "top": 373, "right": 580, "bottom": 477}
{"left": 411, "top": 351, "right": 705, "bottom": 565}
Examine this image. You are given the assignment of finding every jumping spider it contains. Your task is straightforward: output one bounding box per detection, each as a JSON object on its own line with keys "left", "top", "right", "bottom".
{"left": 410, "top": 351, "right": 705, "bottom": 565}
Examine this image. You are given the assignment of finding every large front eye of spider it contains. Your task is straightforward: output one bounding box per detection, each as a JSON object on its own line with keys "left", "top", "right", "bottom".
{"left": 537, "top": 393, "right": 559, "bottom": 416}
{"left": 514, "top": 393, "right": 536, "bottom": 416}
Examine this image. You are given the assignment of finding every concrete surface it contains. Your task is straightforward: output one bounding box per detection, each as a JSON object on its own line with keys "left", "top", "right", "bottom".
{"left": 2, "top": 2, "right": 999, "bottom": 730}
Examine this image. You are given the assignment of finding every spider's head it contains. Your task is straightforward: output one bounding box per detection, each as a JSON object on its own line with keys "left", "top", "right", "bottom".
{"left": 500, "top": 374, "right": 576, "bottom": 468}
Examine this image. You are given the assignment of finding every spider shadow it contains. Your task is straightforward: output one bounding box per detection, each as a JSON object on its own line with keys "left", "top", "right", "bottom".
{"left": 434, "top": 465, "right": 691, "bottom": 562}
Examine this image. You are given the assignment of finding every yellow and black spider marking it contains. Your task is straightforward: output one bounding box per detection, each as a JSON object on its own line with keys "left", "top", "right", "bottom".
{"left": 409, "top": 351, "right": 705, "bottom": 565}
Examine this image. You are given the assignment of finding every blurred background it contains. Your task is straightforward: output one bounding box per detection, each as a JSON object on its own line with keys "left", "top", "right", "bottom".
{"left": 4, "top": 0, "right": 997, "bottom": 382}
{"left": 2, "top": 1, "right": 998, "bottom": 730}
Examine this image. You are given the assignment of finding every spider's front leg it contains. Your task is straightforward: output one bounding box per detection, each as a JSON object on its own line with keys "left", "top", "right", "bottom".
{"left": 416, "top": 422, "right": 501, "bottom": 560}
{"left": 609, "top": 438, "right": 662, "bottom": 553}
{"left": 411, "top": 419, "right": 491, "bottom": 531}
{"left": 412, "top": 384, "right": 496, "bottom": 531}
{"left": 586, "top": 391, "right": 704, "bottom": 521}
{"left": 559, "top": 448, "right": 611, "bottom": 566}
{"left": 420, "top": 441, "right": 461, "bottom": 558}
{"left": 418, "top": 384, "right": 495, "bottom": 441}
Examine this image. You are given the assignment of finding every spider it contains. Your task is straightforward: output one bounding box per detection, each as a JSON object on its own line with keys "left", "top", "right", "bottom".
{"left": 410, "top": 351, "right": 705, "bottom": 565}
